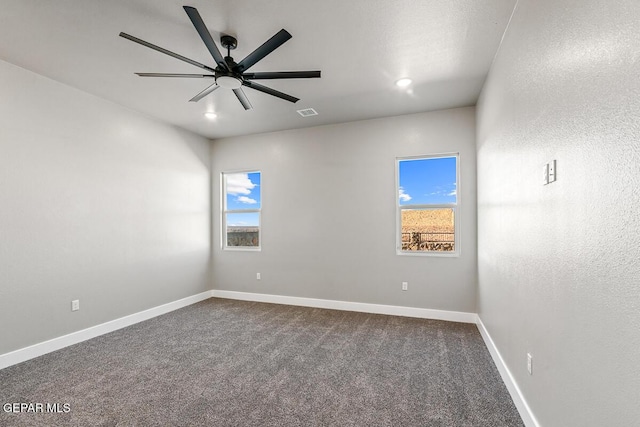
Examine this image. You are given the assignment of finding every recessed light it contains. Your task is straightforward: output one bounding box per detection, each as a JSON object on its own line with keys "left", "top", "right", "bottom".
{"left": 204, "top": 112, "right": 217, "bottom": 120}
{"left": 395, "top": 78, "right": 412, "bottom": 87}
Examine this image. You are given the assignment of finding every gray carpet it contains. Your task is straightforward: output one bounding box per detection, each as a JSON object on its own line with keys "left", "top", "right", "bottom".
{"left": 0, "top": 298, "right": 524, "bottom": 426}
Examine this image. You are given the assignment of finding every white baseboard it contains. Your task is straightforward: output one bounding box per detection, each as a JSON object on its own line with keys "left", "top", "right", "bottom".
{"left": 0, "top": 288, "right": 538, "bottom": 427}
{"left": 0, "top": 290, "right": 214, "bottom": 370}
{"left": 476, "top": 316, "right": 540, "bottom": 427}
{"left": 212, "top": 290, "right": 477, "bottom": 324}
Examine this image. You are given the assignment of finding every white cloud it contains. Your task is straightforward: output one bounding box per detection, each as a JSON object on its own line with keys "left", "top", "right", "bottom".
{"left": 447, "top": 190, "right": 457, "bottom": 196}
{"left": 226, "top": 173, "right": 257, "bottom": 196}
{"left": 237, "top": 196, "right": 257, "bottom": 204}
{"left": 399, "top": 187, "right": 412, "bottom": 202}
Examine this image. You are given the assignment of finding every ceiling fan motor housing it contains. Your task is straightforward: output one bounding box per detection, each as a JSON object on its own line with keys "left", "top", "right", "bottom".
{"left": 217, "top": 35, "right": 242, "bottom": 88}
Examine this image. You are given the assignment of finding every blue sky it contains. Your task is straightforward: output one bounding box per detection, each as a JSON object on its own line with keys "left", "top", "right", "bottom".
{"left": 222, "top": 159, "right": 455, "bottom": 227}
{"left": 399, "top": 157, "right": 457, "bottom": 205}
{"left": 225, "top": 172, "right": 261, "bottom": 227}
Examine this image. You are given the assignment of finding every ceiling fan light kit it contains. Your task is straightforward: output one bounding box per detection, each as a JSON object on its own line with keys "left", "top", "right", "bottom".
{"left": 119, "top": 6, "right": 321, "bottom": 111}
{"left": 216, "top": 75, "right": 242, "bottom": 89}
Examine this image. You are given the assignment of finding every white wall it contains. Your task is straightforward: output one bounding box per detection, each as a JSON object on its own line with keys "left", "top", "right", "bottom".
{"left": 0, "top": 60, "right": 211, "bottom": 355}
{"left": 211, "top": 107, "right": 477, "bottom": 312}
{"left": 477, "top": 0, "right": 640, "bottom": 425}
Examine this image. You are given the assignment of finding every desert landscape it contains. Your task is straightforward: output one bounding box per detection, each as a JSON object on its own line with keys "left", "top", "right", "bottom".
{"left": 227, "top": 227, "right": 259, "bottom": 247}
{"left": 401, "top": 209, "right": 455, "bottom": 251}
{"left": 225, "top": 210, "right": 453, "bottom": 251}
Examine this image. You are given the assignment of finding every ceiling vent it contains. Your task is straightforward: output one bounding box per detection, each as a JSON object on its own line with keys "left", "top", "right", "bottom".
{"left": 297, "top": 108, "right": 318, "bottom": 117}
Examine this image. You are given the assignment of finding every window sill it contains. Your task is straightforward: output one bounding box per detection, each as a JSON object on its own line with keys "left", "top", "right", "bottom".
{"left": 396, "top": 250, "right": 459, "bottom": 257}
{"left": 223, "top": 247, "right": 261, "bottom": 252}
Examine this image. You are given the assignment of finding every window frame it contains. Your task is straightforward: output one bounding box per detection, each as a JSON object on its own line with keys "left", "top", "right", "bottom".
{"left": 395, "top": 153, "right": 460, "bottom": 257}
{"left": 221, "top": 170, "right": 262, "bottom": 251}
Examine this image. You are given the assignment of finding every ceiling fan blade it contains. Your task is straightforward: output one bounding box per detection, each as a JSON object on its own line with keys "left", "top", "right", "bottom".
{"left": 135, "top": 73, "right": 215, "bottom": 78}
{"left": 242, "top": 81, "right": 299, "bottom": 103}
{"left": 233, "top": 88, "right": 253, "bottom": 110}
{"left": 120, "top": 32, "right": 216, "bottom": 73}
{"left": 242, "top": 71, "right": 321, "bottom": 80}
{"left": 237, "top": 29, "right": 292, "bottom": 72}
{"left": 183, "top": 6, "right": 228, "bottom": 71}
{"left": 189, "top": 83, "right": 220, "bottom": 102}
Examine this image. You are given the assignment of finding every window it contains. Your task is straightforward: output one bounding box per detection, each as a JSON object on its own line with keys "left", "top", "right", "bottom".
{"left": 222, "top": 171, "right": 261, "bottom": 249}
{"left": 397, "top": 154, "right": 458, "bottom": 255}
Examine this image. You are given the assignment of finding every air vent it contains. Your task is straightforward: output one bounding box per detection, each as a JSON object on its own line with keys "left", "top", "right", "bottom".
{"left": 297, "top": 108, "right": 318, "bottom": 117}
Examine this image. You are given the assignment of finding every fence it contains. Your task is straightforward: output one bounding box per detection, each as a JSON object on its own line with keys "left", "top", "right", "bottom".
{"left": 227, "top": 229, "right": 259, "bottom": 247}
{"left": 401, "top": 232, "right": 454, "bottom": 251}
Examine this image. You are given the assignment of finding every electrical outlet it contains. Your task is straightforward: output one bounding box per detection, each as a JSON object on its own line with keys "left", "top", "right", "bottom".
{"left": 71, "top": 300, "right": 80, "bottom": 312}
{"left": 527, "top": 353, "right": 533, "bottom": 375}
{"left": 256, "top": 272, "right": 261, "bottom": 280}
{"left": 402, "top": 282, "right": 408, "bottom": 291}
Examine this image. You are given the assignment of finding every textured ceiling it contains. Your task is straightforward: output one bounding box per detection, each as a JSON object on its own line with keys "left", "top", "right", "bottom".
{"left": 0, "top": 0, "right": 516, "bottom": 139}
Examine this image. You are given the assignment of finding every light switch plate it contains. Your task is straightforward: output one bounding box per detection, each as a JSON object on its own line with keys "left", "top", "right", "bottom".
{"left": 548, "top": 160, "right": 556, "bottom": 183}
{"left": 542, "top": 163, "right": 549, "bottom": 185}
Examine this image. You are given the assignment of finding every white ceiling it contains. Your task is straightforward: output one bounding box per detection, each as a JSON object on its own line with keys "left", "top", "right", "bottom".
{"left": 0, "top": 0, "right": 516, "bottom": 139}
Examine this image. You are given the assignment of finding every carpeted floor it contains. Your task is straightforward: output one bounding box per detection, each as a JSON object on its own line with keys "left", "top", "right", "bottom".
{"left": 0, "top": 298, "right": 524, "bottom": 426}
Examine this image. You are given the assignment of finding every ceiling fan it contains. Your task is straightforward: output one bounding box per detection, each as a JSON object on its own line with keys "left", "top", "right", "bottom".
{"left": 119, "top": 6, "right": 321, "bottom": 110}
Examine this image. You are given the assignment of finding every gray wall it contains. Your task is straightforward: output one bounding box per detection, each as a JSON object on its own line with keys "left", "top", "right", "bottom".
{"left": 0, "top": 60, "right": 212, "bottom": 355}
{"left": 211, "top": 107, "right": 477, "bottom": 312}
{"left": 476, "top": 0, "right": 640, "bottom": 425}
